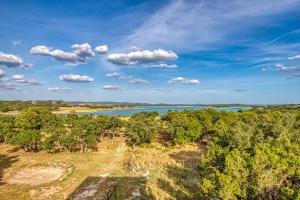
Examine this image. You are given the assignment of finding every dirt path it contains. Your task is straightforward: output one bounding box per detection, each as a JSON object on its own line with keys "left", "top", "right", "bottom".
{"left": 99, "top": 142, "right": 127, "bottom": 177}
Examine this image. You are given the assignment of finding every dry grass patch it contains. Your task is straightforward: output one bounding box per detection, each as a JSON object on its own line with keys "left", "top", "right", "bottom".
{"left": 6, "top": 166, "right": 64, "bottom": 185}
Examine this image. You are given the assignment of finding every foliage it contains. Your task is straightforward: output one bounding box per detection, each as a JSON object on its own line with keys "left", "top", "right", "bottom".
{"left": 197, "top": 109, "right": 300, "bottom": 199}
{"left": 163, "top": 111, "right": 202, "bottom": 144}
{"left": 126, "top": 112, "right": 159, "bottom": 146}
{"left": 1, "top": 106, "right": 300, "bottom": 198}
{"left": 0, "top": 115, "right": 15, "bottom": 142}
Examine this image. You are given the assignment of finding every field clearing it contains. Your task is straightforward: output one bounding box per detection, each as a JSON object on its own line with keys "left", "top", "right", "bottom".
{"left": 0, "top": 135, "right": 202, "bottom": 200}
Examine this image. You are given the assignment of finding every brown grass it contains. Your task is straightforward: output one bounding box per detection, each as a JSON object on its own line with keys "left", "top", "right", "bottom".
{"left": 0, "top": 136, "right": 202, "bottom": 200}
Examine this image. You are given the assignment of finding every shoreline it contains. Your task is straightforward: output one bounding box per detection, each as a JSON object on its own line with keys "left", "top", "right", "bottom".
{"left": 0, "top": 106, "right": 133, "bottom": 115}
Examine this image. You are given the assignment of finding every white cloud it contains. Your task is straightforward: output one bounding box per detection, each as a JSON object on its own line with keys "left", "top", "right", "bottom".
{"left": 0, "top": 83, "right": 21, "bottom": 91}
{"left": 11, "top": 75, "right": 24, "bottom": 80}
{"left": 30, "top": 43, "right": 95, "bottom": 66}
{"left": 168, "top": 77, "right": 200, "bottom": 85}
{"left": 107, "top": 49, "right": 178, "bottom": 65}
{"left": 11, "top": 74, "right": 42, "bottom": 85}
{"left": 0, "top": 69, "right": 5, "bottom": 77}
{"left": 105, "top": 72, "right": 121, "bottom": 78}
{"left": 124, "top": 0, "right": 300, "bottom": 51}
{"left": 102, "top": 84, "right": 119, "bottom": 90}
{"left": 128, "top": 78, "right": 149, "bottom": 84}
{"left": 94, "top": 45, "right": 108, "bottom": 53}
{"left": 262, "top": 64, "right": 300, "bottom": 72}
{"left": 148, "top": 63, "right": 178, "bottom": 69}
{"left": 12, "top": 40, "right": 22, "bottom": 47}
{"left": 71, "top": 43, "right": 95, "bottom": 58}
{"left": 59, "top": 74, "right": 94, "bottom": 82}
{"left": 48, "top": 87, "right": 71, "bottom": 92}
{"left": 0, "top": 52, "right": 24, "bottom": 68}
{"left": 288, "top": 55, "right": 300, "bottom": 60}
{"left": 276, "top": 64, "right": 300, "bottom": 72}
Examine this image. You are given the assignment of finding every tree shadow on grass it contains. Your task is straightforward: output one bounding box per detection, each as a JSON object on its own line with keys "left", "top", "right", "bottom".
{"left": 0, "top": 154, "right": 19, "bottom": 185}
{"left": 67, "top": 176, "right": 155, "bottom": 200}
{"left": 157, "top": 150, "right": 204, "bottom": 200}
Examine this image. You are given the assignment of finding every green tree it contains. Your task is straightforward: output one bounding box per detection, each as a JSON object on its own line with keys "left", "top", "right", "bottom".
{"left": 163, "top": 111, "right": 202, "bottom": 144}
{"left": 126, "top": 112, "right": 159, "bottom": 146}
{"left": 12, "top": 107, "right": 53, "bottom": 152}
{"left": 0, "top": 115, "right": 15, "bottom": 142}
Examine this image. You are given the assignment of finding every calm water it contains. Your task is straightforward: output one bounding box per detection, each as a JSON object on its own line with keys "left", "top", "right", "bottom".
{"left": 87, "top": 106, "right": 250, "bottom": 116}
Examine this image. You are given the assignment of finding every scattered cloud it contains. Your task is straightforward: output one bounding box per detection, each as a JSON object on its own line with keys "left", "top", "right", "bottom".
{"left": 128, "top": 78, "right": 149, "bottom": 84}
{"left": 125, "top": 0, "right": 300, "bottom": 51}
{"left": 168, "top": 77, "right": 200, "bottom": 85}
{"left": 148, "top": 63, "right": 178, "bottom": 69}
{"left": 30, "top": 43, "right": 95, "bottom": 66}
{"left": 59, "top": 74, "right": 94, "bottom": 82}
{"left": 105, "top": 72, "right": 121, "bottom": 78}
{"left": 107, "top": 49, "right": 177, "bottom": 65}
{"left": 0, "top": 69, "right": 5, "bottom": 77}
{"left": 288, "top": 54, "right": 300, "bottom": 60}
{"left": 0, "top": 83, "right": 21, "bottom": 91}
{"left": 102, "top": 84, "right": 119, "bottom": 90}
{"left": 276, "top": 65, "right": 300, "bottom": 72}
{"left": 12, "top": 40, "right": 22, "bottom": 47}
{"left": 48, "top": 87, "right": 71, "bottom": 92}
{"left": 94, "top": 45, "right": 108, "bottom": 53}
{"left": 262, "top": 64, "right": 300, "bottom": 72}
{"left": 0, "top": 52, "right": 31, "bottom": 68}
{"left": 11, "top": 74, "right": 42, "bottom": 85}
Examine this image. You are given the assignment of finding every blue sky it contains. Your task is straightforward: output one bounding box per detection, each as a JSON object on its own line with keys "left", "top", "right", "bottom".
{"left": 0, "top": 0, "right": 300, "bottom": 104}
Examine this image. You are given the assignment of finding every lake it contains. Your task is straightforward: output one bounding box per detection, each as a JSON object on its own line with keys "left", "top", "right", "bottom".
{"left": 88, "top": 106, "right": 250, "bottom": 116}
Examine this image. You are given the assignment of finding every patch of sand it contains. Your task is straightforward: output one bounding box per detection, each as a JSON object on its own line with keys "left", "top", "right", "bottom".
{"left": 7, "top": 166, "right": 64, "bottom": 185}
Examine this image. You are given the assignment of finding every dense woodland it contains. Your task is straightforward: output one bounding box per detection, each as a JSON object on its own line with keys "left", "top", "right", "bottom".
{"left": 0, "top": 106, "right": 299, "bottom": 199}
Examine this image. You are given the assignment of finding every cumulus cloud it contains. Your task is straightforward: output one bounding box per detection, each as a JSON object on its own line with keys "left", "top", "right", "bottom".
{"left": 11, "top": 74, "right": 42, "bottom": 85}
{"left": 168, "top": 77, "right": 200, "bottom": 85}
{"left": 59, "top": 74, "right": 94, "bottom": 82}
{"left": 0, "top": 52, "right": 31, "bottom": 68}
{"left": 105, "top": 72, "right": 121, "bottom": 78}
{"left": 0, "top": 69, "right": 5, "bottom": 77}
{"left": 30, "top": 43, "right": 95, "bottom": 66}
{"left": 102, "top": 84, "right": 119, "bottom": 90}
{"left": 148, "top": 63, "right": 178, "bottom": 69}
{"left": 128, "top": 78, "right": 149, "bottom": 84}
{"left": 107, "top": 49, "right": 178, "bottom": 65}
{"left": 48, "top": 87, "right": 71, "bottom": 92}
{"left": 94, "top": 45, "right": 108, "bottom": 53}
{"left": 288, "top": 55, "right": 300, "bottom": 60}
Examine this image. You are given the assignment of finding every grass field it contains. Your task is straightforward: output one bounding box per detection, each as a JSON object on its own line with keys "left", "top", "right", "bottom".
{"left": 0, "top": 135, "right": 202, "bottom": 200}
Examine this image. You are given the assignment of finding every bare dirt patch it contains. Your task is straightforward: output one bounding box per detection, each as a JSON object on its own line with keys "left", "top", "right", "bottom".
{"left": 6, "top": 166, "right": 64, "bottom": 185}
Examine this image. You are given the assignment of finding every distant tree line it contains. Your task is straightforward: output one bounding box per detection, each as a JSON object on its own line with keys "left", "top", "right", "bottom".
{"left": 0, "top": 100, "right": 132, "bottom": 113}
{"left": 0, "top": 106, "right": 299, "bottom": 198}
{"left": 0, "top": 101, "right": 67, "bottom": 112}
